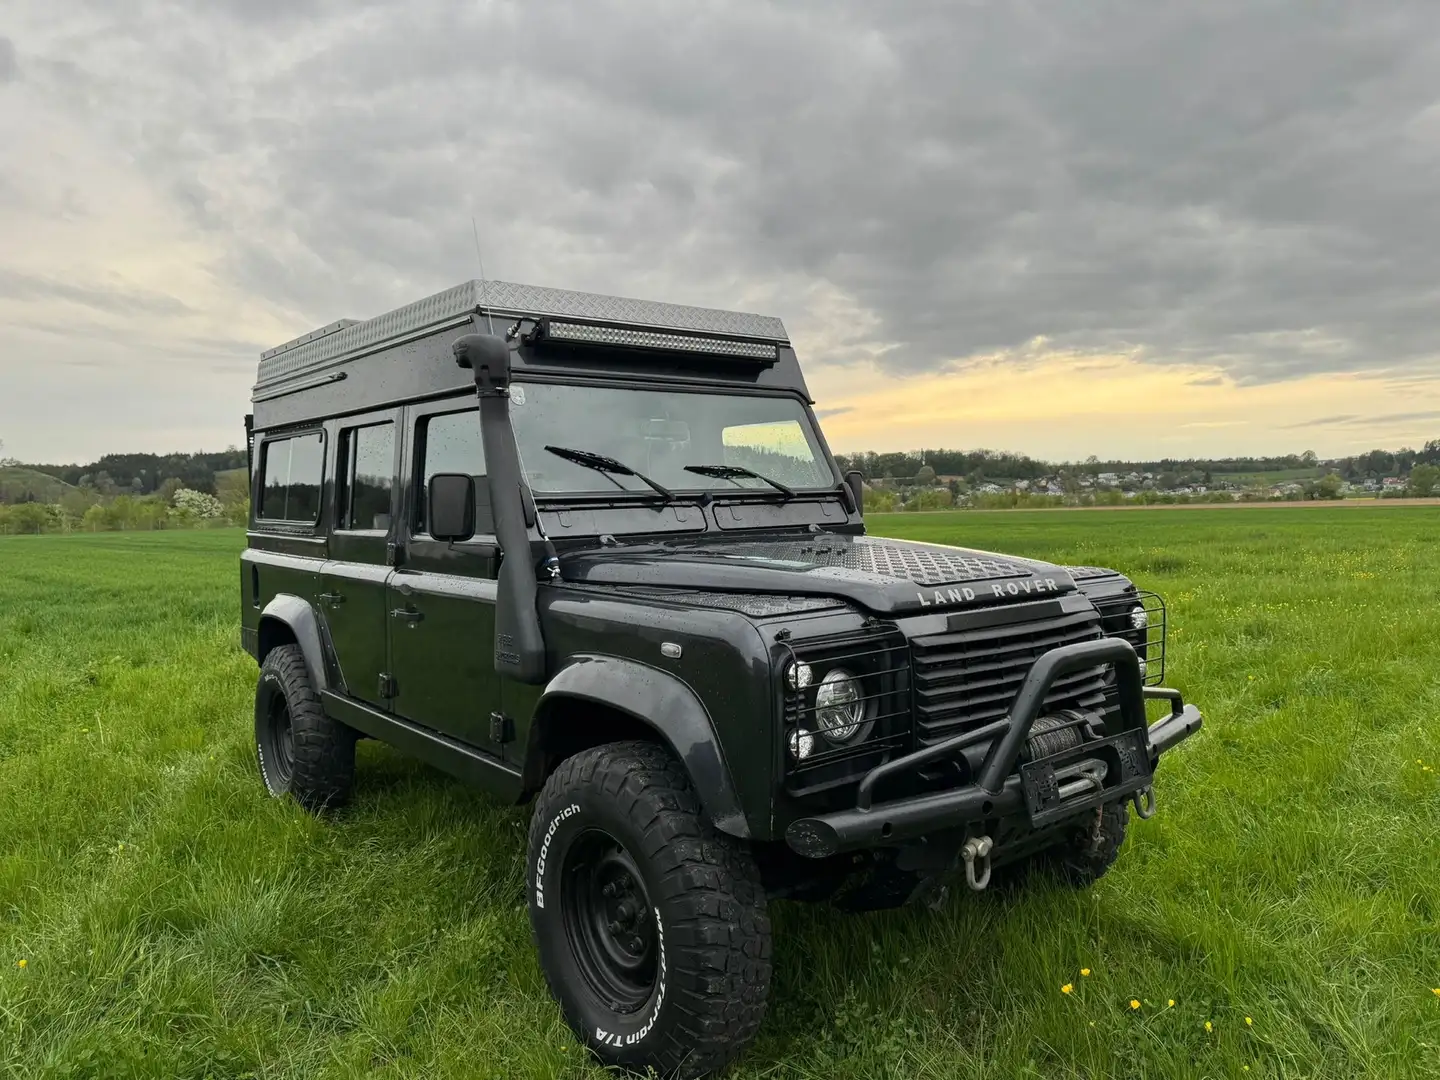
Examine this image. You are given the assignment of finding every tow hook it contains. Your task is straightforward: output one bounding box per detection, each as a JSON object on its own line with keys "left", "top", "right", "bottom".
{"left": 1132, "top": 785, "right": 1157, "bottom": 820}
{"left": 961, "top": 835, "right": 993, "bottom": 892}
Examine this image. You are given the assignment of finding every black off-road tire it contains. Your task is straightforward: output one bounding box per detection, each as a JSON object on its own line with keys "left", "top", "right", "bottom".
{"left": 1041, "top": 799, "right": 1130, "bottom": 886}
{"left": 254, "top": 644, "right": 357, "bottom": 812}
{"left": 527, "top": 740, "right": 771, "bottom": 1079}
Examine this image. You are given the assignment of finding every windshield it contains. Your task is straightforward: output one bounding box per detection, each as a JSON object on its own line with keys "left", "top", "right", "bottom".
{"left": 510, "top": 383, "right": 835, "bottom": 495}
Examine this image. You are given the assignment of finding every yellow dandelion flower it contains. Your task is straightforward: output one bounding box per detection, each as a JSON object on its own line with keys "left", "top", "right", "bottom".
{"left": 1167, "top": 999, "right": 1175, "bottom": 1008}
{"left": 1245, "top": 1016, "right": 1253, "bottom": 1026}
{"left": 1080, "top": 968, "right": 1091, "bottom": 976}
{"left": 1061, "top": 983, "right": 1073, "bottom": 994}
{"left": 1432, "top": 988, "right": 1440, "bottom": 997}
{"left": 1204, "top": 1020, "right": 1213, "bottom": 1033}
{"left": 1130, "top": 999, "right": 1141, "bottom": 1010}
{"left": 16, "top": 959, "right": 26, "bottom": 969}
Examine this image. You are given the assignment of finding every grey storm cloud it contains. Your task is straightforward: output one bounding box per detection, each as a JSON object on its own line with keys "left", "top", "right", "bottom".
{"left": 1284, "top": 409, "right": 1440, "bottom": 429}
{"left": 9, "top": 0, "right": 1440, "bottom": 384}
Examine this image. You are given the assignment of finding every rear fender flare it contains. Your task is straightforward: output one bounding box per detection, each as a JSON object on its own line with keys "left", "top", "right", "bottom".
{"left": 535, "top": 655, "right": 750, "bottom": 838}
{"left": 256, "top": 594, "right": 330, "bottom": 693}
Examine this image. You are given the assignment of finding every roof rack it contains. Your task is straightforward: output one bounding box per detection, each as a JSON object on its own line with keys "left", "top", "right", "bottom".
{"left": 256, "top": 280, "right": 790, "bottom": 388}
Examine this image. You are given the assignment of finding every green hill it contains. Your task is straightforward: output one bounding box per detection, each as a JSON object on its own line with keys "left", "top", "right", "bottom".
{"left": 0, "top": 467, "right": 75, "bottom": 505}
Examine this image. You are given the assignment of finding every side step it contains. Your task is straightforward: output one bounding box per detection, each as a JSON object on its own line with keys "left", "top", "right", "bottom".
{"left": 321, "top": 691, "right": 525, "bottom": 803}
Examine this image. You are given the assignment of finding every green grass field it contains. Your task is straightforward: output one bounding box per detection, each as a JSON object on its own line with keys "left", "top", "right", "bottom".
{"left": 3, "top": 510, "right": 1440, "bottom": 1078}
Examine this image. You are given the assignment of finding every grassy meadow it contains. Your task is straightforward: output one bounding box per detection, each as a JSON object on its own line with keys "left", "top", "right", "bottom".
{"left": 2, "top": 509, "right": 1440, "bottom": 1078}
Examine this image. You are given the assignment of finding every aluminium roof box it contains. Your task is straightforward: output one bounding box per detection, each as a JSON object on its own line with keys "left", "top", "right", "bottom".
{"left": 254, "top": 279, "right": 791, "bottom": 390}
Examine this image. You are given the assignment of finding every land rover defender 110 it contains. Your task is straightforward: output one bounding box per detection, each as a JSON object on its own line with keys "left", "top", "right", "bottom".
{"left": 240, "top": 280, "right": 1202, "bottom": 1077}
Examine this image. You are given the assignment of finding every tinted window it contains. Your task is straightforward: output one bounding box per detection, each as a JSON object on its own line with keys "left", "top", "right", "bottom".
{"left": 417, "top": 409, "right": 485, "bottom": 533}
{"left": 258, "top": 432, "right": 324, "bottom": 522}
{"left": 340, "top": 423, "right": 395, "bottom": 530}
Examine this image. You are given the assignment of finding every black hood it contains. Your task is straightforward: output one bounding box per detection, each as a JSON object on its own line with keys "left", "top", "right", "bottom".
{"left": 559, "top": 533, "right": 1079, "bottom": 616}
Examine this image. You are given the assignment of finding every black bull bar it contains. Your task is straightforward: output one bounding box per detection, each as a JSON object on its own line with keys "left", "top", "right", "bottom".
{"left": 784, "top": 637, "right": 1203, "bottom": 859}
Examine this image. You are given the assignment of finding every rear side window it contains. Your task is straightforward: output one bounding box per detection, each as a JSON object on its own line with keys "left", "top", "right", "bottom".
{"left": 338, "top": 422, "right": 395, "bottom": 531}
{"left": 258, "top": 432, "right": 324, "bottom": 523}
{"left": 416, "top": 409, "right": 486, "bottom": 534}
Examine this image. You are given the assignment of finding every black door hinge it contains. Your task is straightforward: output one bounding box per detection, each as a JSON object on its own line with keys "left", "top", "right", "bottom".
{"left": 379, "top": 673, "right": 398, "bottom": 699}
{"left": 489, "top": 712, "right": 515, "bottom": 744}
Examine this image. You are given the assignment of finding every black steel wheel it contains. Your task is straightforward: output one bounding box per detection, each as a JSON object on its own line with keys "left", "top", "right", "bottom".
{"left": 527, "top": 740, "right": 771, "bottom": 1079}
{"left": 253, "top": 644, "right": 357, "bottom": 812}
{"left": 562, "top": 831, "right": 660, "bottom": 1014}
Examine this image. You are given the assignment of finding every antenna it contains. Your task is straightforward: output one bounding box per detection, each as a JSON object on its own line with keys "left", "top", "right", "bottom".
{"left": 470, "top": 215, "right": 496, "bottom": 336}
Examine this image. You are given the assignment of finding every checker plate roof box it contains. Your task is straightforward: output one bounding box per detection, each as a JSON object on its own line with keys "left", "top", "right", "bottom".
{"left": 254, "top": 279, "right": 791, "bottom": 390}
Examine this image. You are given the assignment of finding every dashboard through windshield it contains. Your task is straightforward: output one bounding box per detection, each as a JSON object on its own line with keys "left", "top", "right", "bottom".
{"left": 509, "top": 383, "right": 835, "bottom": 496}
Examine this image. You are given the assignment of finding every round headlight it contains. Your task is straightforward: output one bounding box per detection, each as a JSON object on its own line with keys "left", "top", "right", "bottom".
{"left": 814, "top": 668, "right": 872, "bottom": 745}
{"left": 1129, "top": 606, "right": 1148, "bottom": 631}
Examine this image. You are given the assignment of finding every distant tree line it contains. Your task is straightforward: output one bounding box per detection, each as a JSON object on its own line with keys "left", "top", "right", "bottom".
{"left": 836, "top": 441, "right": 1440, "bottom": 485}
{"left": 16, "top": 449, "right": 248, "bottom": 497}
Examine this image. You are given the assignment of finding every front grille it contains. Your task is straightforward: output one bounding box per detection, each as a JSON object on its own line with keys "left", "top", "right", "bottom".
{"left": 910, "top": 610, "right": 1108, "bottom": 746}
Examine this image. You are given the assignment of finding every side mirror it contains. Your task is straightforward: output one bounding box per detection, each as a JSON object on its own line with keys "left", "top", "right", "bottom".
{"left": 844, "top": 469, "right": 866, "bottom": 515}
{"left": 428, "top": 473, "right": 476, "bottom": 542}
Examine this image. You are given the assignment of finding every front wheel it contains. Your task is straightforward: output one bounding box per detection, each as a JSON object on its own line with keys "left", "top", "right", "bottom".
{"left": 527, "top": 741, "right": 771, "bottom": 1078}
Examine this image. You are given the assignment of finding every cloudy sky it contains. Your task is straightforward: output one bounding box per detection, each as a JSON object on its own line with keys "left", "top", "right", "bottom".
{"left": 4, "top": 1, "right": 1440, "bottom": 464}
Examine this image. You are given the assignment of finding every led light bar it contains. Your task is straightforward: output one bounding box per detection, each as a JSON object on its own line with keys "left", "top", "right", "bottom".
{"left": 540, "top": 319, "right": 779, "bottom": 362}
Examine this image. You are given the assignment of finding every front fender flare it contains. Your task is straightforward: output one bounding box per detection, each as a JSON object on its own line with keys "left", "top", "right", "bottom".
{"left": 536, "top": 655, "right": 751, "bottom": 839}
{"left": 256, "top": 594, "right": 330, "bottom": 694}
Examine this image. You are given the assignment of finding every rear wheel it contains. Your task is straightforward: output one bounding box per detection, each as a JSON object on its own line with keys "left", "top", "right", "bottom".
{"left": 528, "top": 741, "right": 771, "bottom": 1078}
{"left": 254, "top": 644, "right": 356, "bottom": 812}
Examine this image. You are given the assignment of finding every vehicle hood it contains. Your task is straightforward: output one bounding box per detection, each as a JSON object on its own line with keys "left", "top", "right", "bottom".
{"left": 558, "top": 533, "right": 1080, "bottom": 616}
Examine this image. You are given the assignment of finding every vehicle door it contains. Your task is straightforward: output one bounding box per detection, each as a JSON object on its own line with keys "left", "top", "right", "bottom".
{"left": 385, "top": 399, "right": 504, "bottom": 753}
{"left": 318, "top": 411, "right": 400, "bottom": 707}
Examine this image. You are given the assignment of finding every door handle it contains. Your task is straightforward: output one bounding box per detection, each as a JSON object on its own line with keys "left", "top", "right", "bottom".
{"left": 319, "top": 592, "right": 345, "bottom": 606}
{"left": 390, "top": 608, "right": 424, "bottom": 623}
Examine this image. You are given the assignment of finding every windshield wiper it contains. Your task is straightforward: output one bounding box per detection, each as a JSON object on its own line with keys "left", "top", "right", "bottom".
{"left": 544, "top": 445, "right": 675, "bottom": 503}
{"left": 684, "top": 463, "right": 796, "bottom": 500}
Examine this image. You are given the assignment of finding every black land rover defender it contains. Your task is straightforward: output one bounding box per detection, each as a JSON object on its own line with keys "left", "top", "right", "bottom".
{"left": 240, "top": 281, "right": 1202, "bottom": 1078}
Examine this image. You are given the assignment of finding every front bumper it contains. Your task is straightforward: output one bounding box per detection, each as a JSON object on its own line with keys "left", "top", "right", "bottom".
{"left": 784, "top": 637, "right": 1203, "bottom": 859}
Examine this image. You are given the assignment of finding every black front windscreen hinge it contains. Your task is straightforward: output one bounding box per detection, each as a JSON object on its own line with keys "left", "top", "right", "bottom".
{"left": 489, "top": 712, "right": 515, "bottom": 744}
{"left": 379, "top": 673, "right": 398, "bottom": 699}
{"left": 385, "top": 543, "right": 399, "bottom": 567}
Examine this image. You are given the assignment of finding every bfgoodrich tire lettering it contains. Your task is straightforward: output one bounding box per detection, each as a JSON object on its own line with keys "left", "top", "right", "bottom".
{"left": 528, "top": 740, "right": 771, "bottom": 1078}
{"left": 254, "top": 644, "right": 357, "bottom": 812}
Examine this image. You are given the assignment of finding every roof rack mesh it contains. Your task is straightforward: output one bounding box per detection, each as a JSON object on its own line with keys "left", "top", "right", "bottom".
{"left": 256, "top": 280, "right": 789, "bottom": 387}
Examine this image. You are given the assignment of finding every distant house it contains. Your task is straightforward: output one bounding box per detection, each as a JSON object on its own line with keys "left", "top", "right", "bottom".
{"left": 1383, "top": 477, "right": 1406, "bottom": 491}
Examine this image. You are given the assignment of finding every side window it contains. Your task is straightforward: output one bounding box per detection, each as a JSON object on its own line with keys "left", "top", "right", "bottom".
{"left": 258, "top": 431, "right": 324, "bottom": 523}
{"left": 416, "top": 409, "right": 486, "bottom": 534}
{"left": 338, "top": 422, "right": 395, "bottom": 531}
